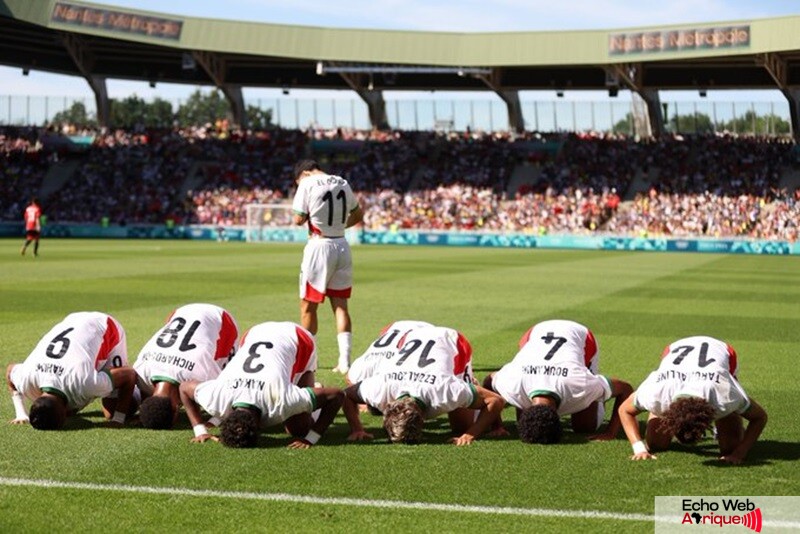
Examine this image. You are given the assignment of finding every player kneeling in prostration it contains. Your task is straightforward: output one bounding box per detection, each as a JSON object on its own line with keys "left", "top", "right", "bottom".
{"left": 485, "top": 320, "right": 633, "bottom": 444}
{"left": 134, "top": 303, "right": 239, "bottom": 429}
{"left": 619, "top": 336, "right": 767, "bottom": 464}
{"left": 179, "top": 321, "right": 341, "bottom": 448}
{"left": 343, "top": 325, "right": 504, "bottom": 445}
{"left": 6, "top": 312, "right": 137, "bottom": 430}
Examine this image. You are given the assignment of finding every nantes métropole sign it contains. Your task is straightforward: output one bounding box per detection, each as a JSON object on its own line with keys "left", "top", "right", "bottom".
{"left": 51, "top": 2, "right": 183, "bottom": 41}
{"left": 609, "top": 25, "right": 750, "bottom": 56}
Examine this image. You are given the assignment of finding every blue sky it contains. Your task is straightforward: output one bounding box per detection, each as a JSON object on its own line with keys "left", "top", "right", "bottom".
{"left": 2, "top": 0, "right": 799, "bottom": 106}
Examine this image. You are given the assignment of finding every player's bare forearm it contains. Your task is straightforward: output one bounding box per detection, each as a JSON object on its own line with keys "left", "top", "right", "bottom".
{"left": 345, "top": 206, "right": 363, "bottom": 228}
{"left": 618, "top": 395, "right": 644, "bottom": 445}
{"left": 109, "top": 367, "right": 136, "bottom": 420}
{"left": 6, "top": 363, "right": 19, "bottom": 392}
{"left": 722, "top": 401, "right": 768, "bottom": 464}
{"left": 309, "top": 387, "right": 344, "bottom": 439}
{"left": 293, "top": 213, "right": 308, "bottom": 226}
{"left": 603, "top": 378, "right": 634, "bottom": 439}
{"left": 462, "top": 386, "right": 505, "bottom": 443}
{"left": 179, "top": 381, "right": 205, "bottom": 427}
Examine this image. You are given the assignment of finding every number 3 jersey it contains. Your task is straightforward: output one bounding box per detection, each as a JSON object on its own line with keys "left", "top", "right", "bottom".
{"left": 492, "top": 320, "right": 612, "bottom": 416}
{"left": 10, "top": 312, "right": 128, "bottom": 411}
{"left": 633, "top": 336, "right": 750, "bottom": 418}
{"left": 194, "top": 322, "right": 318, "bottom": 426}
{"left": 134, "top": 303, "right": 239, "bottom": 392}
{"left": 357, "top": 326, "right": 477, "bottom": 419}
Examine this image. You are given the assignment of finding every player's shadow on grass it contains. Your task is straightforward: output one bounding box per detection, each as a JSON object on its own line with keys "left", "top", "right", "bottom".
{"left": 61, "top": 412, "right": 104, "bottom": 431}
{"left": 698, "top": 440, "right": 800, "bottom": 467}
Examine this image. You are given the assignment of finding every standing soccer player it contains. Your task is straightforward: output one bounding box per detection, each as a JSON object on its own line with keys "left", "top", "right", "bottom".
{"left": 134, "top": 303, "right": 239, "bottom": 429}
{"left": 20, "top": 197, "right": 41, "bottom": 257}
{"left": 6, "top": 311, "right": 137, "bottom": 430}
{"left": 291, "top": 159, "right": 363, "bottom": 374}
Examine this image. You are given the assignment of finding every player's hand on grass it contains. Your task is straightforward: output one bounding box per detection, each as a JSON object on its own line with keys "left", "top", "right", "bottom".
{"left": 347, "top": 430, "right": 374, "bottom": 441}
{"left": 719, "top": 453, "right": 743, "bottom": 465}
{"left": 287, "top": 439, "right": 312, "bottom": 449}
{"left": 630, "top": 451, "right": 657, "bottom": 461}
{"left": 190, "top": 434, "right": 219, "bottom": 444}
{"left": 451, "top": 433, "right": 475, "bottom": 446}
{"left": 9, "top": 418, "right": 29, "bottom": 425}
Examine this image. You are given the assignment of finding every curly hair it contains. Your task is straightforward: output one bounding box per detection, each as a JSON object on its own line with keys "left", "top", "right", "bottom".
{"left": 662, "top": 397, "right": 716, "bottom": 444}
{"left": 220, "top": 409, "right": 260, "bottom": 448}
{"left": 139, "top": 396, "right": 175, "bottom": 430}
{"left": 383, "top": 397, "right": 424, "bottom": 444}
{"left": 517, "top": 405, "right": 563, "bottom": 444}
{"left": 29, "top": 396, "right": 66, "bottom": 430}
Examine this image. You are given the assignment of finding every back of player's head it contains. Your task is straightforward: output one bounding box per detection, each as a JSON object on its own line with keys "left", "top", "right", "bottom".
{"left": 383, "top": 396, "right": 424, "bottom": 444}
{"left": 220, "top": 409, "right": 260, "bottom": 448}
{"left": 139, "top": 396, "right": 175, "bottom": 430}
{"left": 518, "top": 405, "right": 563, "bottom": 444}
{"left": 29, "top": 396, "right": 66, "bottom": 430}
{"left": 293, "top": 159, "right": 322, "bottom": 181}
{"left": 663, "top": 397, "right": 716, "bottom": 444}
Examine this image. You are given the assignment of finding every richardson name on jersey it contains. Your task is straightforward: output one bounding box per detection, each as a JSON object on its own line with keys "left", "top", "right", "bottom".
{"left": 226, "top": 377, "right": 267, "bottom": 390}
{"left": 656, "top": 370, "right": 722, "bottom": 383}
{"left": 384, "top": 371, "right": 437, "bottom": 384}
{"left": 521, "top": 365, "right": 569, "bottom": 377}
{"left": 139, "top": 352, "right": 196, "bottom": 371}
{"left": 36, "top": 362, "right": 65, "bottom": 376}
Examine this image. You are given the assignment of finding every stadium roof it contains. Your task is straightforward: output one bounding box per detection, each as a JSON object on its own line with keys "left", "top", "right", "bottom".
{"left": 3, "top": 0, "right": 800, "bottom": 92}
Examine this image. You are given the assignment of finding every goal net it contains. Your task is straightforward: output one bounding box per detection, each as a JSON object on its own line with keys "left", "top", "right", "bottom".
{"left": 244, "top": 203, "right": 299, "bottom": 242}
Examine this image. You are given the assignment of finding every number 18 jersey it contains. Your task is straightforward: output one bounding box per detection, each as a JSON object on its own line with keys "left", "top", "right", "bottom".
{"left": 134, "top": 303, "right": 239, "bottom": 390}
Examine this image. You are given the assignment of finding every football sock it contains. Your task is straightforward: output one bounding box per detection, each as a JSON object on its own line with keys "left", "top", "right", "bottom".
{"left": 337, "top": 332, "right": 352, "bottom": 368}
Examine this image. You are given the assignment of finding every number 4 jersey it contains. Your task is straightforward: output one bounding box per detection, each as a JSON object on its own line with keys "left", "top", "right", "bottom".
{"left": 134, "top": 303, "right": 239, "bottom": 392}
{"left": 633, "top": 336, "right": 750, "bottom": 418}
{"left": 10, "top": 312, "right": 128, "bottom": 411}
{"left": 491, "top": 320, "right": 612, "bottom": 416}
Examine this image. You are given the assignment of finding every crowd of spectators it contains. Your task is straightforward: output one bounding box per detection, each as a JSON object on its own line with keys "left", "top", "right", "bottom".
{"left": 1, "top": 125, "right": 798, "bottom": 241}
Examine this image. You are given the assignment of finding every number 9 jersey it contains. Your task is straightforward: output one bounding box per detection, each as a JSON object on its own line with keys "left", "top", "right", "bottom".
{"left": 10, "top": 312, "right": 128, "bottom": 411}
{"left": 133, "top": 303, "right": 239, "bottom": 393}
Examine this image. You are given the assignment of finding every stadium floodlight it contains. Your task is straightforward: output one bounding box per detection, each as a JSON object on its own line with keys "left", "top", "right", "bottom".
{"left": 699, "top": 89, "right": 708, "bottom": 97}
{"left": 315, "top": 62, "right": 491, "bottom": 75}
{"left": 22, "top": 68, "right": 29, "bottom": 76}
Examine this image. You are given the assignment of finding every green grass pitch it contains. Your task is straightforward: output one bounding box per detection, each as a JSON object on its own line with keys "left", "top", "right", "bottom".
{"left": 0, "top": 239, "right": 798, "bottom": 532}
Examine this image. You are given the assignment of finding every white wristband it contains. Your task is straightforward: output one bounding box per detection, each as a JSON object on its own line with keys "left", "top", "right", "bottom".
{"left": 111, "top": 411, "right": 126, "bottom": 424}
{"left": 304, "top": 429, "right": 321, "bottom": 445}
{"left": 193, "top": 424, "right": 209, "bottom": 438}
{"left": 632, "top": 440, "right": 648, "bottom": 455}
{"left": 12, "top": 392, "right": 28, "bottom": 420}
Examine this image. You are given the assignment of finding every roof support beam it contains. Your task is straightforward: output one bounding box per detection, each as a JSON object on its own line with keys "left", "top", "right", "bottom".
{"left": 192, "top": 51, "right": 247, "bottom": 128}
{"left": 61, "top": 33, "right": 109, "bottom": 127}
{"left": 333, "top": 65, "right": 389, "bottom": 130}
{"left": 756, "top": 53, "right": 800, "bottom": 139}
{"left": 605, "top": 63, "right": 664, "bottom": 138}
{"left": 477, "top": 69, "right": 524, "bottom": 133}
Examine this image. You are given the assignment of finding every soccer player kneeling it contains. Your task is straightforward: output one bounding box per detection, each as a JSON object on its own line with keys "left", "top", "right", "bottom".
{"left": 6, "top": 312, "right": 137, "bottom": 430}
{"left": 343, "top": 325, "right": 504, "bottom": 446}
{"left": 179, "top": 321, "right": 342, "bottom": 448}
{"left": 485, "top": 319, "right": 633, "bottom": 444}
{"left": 618, "top": 336, "right": 767, "bottom": 464}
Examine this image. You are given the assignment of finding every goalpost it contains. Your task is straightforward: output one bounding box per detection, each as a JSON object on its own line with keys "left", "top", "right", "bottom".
{"left": 244, "top": 203, "right": 299, "bottom": 242}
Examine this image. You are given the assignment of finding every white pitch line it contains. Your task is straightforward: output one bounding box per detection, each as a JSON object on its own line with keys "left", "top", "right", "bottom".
{"left": 0, "top": 476, "right": 651, "bottom": 522}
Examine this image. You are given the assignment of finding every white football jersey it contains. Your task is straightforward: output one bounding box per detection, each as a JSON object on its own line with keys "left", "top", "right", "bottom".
{"left": 292, "top": 173, "right": 359, "bottom": 237}
{"left": 10, "top": 312, "right": 127, "bottom": 411}
{"left": 492, "top": 320, "right": 610, "bottom": 415}
{"left": 134, "top": 303, "right": 239, "bottom": 390}
{"left": 634, "top": 336, "right": 749, "bottom": 418}
{"left": 373, "top": 326, "right": 474, "bottom": 383}
{"left": 347, "top": 320, "right": 434, "bottom": 384}
{"left": 193, "top": 322, "right": 317, "bottom": 426}
{"left": 358, "top": 374, "right": 477, "bottom": 420}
